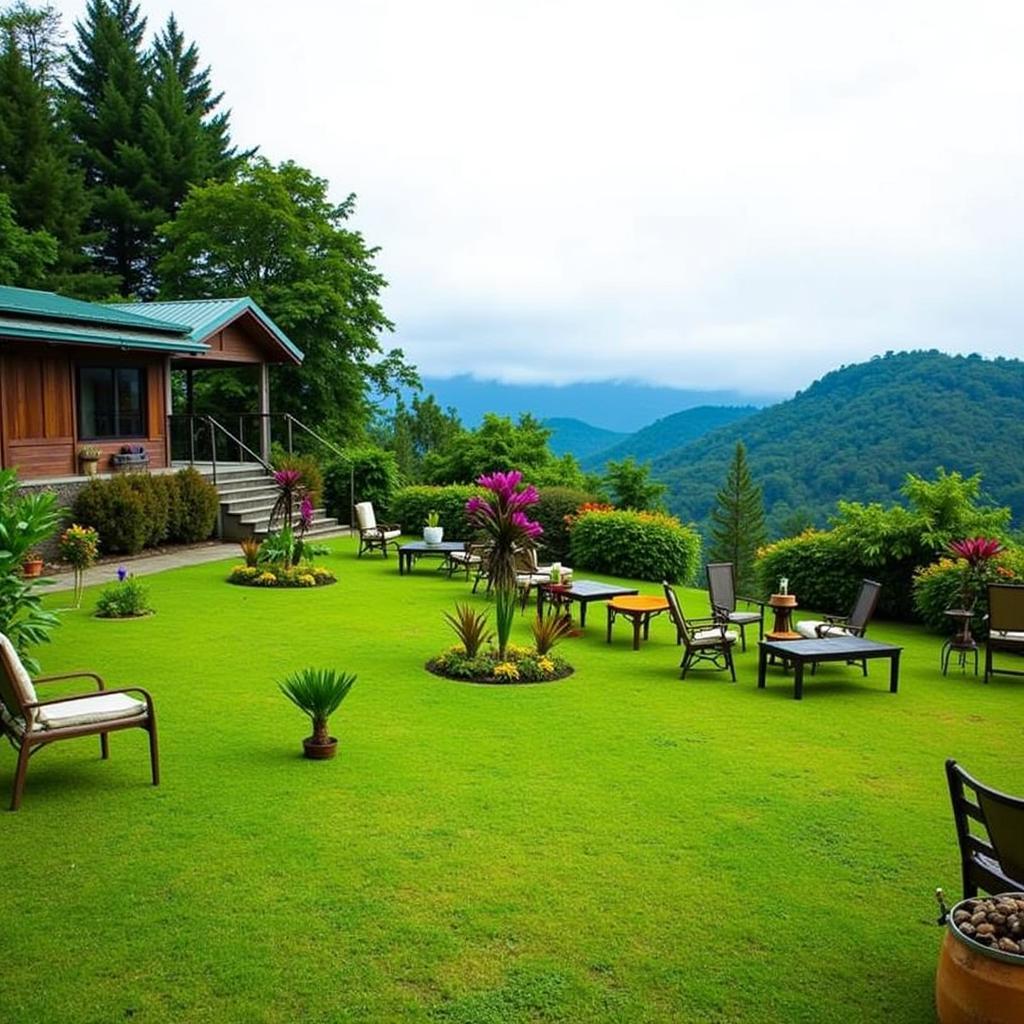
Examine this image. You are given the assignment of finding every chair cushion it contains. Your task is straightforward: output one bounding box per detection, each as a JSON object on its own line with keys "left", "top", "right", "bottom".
{"left": 354, "top": 502, "right": 377, "bottom": 531}
{"left": 0, "top": 633, "right": 38, "bottom": 728}
{"left": 991, "top": 631, "right": 1024, "bottom": 642}
{"left": 796, "top": 620, "right": 851, "bottom": 639}
{"left": 728, "top": 611, "right": 762, "bottom": 625}
{"left": 36, "top": 693, "right": 146, "bottom": 731}
{"left": 693, "top": 628, "right": 738, "bottom": 645}
{"left": 381, "top": 529, "right": 401, "bottom": 541}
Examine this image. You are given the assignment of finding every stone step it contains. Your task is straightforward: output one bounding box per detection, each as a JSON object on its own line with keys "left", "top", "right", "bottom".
{"left": 240, "top": 508, "right": 334, "bottom": 530}
{"left": 222, "top": 494, "right": 281, "bottom": 514}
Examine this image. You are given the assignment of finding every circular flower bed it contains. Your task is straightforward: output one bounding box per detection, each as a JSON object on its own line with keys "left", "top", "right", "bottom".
{"left": 427, "top": 644, "right": 573, "bottom": 685}
{"left": 228, "top": 564, "right": 337, "bottom": 588}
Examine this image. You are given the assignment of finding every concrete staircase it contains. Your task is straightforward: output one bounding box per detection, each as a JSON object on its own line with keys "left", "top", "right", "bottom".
{"left": 198, "top": 465, "right": 346, "bottom": 542}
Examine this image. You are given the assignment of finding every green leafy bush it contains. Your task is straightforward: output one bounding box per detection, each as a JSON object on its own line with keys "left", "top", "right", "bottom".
{"left": 324, "top": 446, "right": 400, "bottom": 521}
{"left": 533, "top": 487, "right": 600, "bottom": 562}
{"left": 390, "top": 485, "right": 483, "bottom": 540}
{"left": 74, "top": 476, "right": 147, "bottom": 554}
{"left": 755, "top": 530, "right": 865, "bottom": 615}
{"left": 126, "top": 474, "right": 169, "bottom": 548}
{"left": 95, "top": 577, "right": 152, "bottom": 618}
{"left": 172, "top": 468, "right": 219, "bottom": 543}
{"left": 912, "top": 548, "right": 1024, "bottom": 633}
{"left": 568, "top": 509, "right": 701, "bottom": 583}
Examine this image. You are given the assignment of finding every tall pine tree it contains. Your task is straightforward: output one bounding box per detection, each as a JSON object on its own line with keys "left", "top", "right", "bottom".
{"left": 0, "top": 25, "right": 110, "bottom": 297}
{"left": 708, "top": 441, "right": 766, "bottom": 593}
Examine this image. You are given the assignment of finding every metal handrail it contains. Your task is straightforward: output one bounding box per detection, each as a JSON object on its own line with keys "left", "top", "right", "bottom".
{"left": 281, "top": 413, "right": 345, "bottom": 461}
{"left": 205, "top": 416, "right": 272, "bottom": 484}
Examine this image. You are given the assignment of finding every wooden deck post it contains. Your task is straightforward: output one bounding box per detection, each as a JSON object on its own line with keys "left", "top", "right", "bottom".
{"left": 259, "top": 362, "right": 271, "bottom": 464}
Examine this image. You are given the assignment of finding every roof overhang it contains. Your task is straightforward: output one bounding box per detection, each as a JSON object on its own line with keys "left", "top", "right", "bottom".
{"left": 0, "top": 319, "right": 208, "bottom": 354}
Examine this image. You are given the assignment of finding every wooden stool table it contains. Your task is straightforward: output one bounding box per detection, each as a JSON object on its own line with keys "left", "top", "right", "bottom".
{"left": 768, "top": 593, "right": 798, "bottom": 633}
{"left": 606, "top": 596, "right": 670, "bottom": 650}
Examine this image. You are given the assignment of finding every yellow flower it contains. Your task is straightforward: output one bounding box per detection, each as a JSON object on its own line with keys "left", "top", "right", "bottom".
{"left": 537, "top": 656, "right": 555, "bottom": 674}
{"left": 493, "top": 661, "right": 520, "bottom": 680}
{"left": 297, "top": 574, "right": 315, "bottom": 587}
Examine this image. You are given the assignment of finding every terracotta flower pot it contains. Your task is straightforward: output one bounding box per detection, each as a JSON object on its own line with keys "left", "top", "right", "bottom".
{"left": 80, "top": 458, "right": 99, "bottom": 477}
{"left": 22, "top": 559, "right": 43, "bottom": 578}
{"left": 302, "top": 736, "right": 338, "bottom": 760}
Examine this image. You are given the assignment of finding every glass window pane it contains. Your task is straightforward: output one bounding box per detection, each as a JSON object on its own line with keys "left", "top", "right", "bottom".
{"left": 116, "top": 368, "right": 144, "bottom": 435}
{"left": 79, "top": 367, "right": 113, "bottom": 437}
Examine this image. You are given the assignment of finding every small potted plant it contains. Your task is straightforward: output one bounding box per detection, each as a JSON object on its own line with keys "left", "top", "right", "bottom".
{"left": 279, "top": 667, "right": 356, "bottom": 760}
{"left": 423, "top": 510, "right": 444, "bottom": 545}
{"left": 78, "top": 444, "right": 101, "bottom": 476}
{"left": 22, "top": 551, "right": 44, "bottom": 578}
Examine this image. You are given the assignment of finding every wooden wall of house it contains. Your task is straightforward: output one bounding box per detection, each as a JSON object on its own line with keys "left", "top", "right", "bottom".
{"left": 0, "top": 344, "right": 169, "bottom": 479}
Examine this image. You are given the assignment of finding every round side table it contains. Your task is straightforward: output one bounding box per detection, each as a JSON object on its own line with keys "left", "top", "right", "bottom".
{"left": 768, "top": 593, "right": 798, "bottom": 634}
{"left": 941, "top": 608, "right": 978, "bottom": 676}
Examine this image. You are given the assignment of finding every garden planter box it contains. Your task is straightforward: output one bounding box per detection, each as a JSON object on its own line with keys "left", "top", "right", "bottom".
{"left": 111, "top": 452, "right": 150, "bottom": 472}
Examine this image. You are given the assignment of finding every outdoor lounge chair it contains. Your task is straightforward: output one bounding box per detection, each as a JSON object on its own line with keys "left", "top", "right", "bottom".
{"left": 446, "top": 540, "right": 487, "bottom": 581}
{"left": 984, "top": 583, "right": 1024, "bottom": 683}
{"left": 795, "top": 579, "right": 882, "bottom": 640}
{"left": 663, "top": 581, "right": 737, "bottom": 681}
{"left": 354, "top": 502, "right": 401, "bottom": 557}
{"left": 945, "top": 759, "right": 1024, "bottom": 898}
{"left": 706, "top": 562, "right": 765, "bottom": 651}
{"left": 0, "top": 634, "right": 159, "bottom": 811}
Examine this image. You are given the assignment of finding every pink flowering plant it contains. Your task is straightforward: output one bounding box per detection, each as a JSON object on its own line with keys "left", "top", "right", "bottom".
{"left": 948, "top": 536, "right": 1006, "bottom": 610}
{"left": 466, "top": 470, "right": 543, "bottom": 657}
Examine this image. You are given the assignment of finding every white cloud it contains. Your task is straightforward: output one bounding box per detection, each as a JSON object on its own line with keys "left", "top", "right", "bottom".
{"left": 57, "top": 0, "right": 1024, "bottom": 393}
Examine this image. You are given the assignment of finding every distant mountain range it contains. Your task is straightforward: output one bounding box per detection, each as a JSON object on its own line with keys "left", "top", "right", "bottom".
{"left": 651, "top": 351, "right": 1024, "bottom": 532}
{"left": 416, "top": 375, "right": 779, "bottom": 433}
{"left": 544, "top": 418, "right": 628, "bottom": 460}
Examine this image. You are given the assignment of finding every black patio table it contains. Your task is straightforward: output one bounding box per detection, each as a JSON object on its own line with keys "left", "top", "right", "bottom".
{"left": 536, "top": 579, "right": 639, "bottom": 627}
{"left": 398, "top": 541, "right": 466, "bottom": 575}
{"left": 757, "top": 635, "right": 903, "bottom": 700}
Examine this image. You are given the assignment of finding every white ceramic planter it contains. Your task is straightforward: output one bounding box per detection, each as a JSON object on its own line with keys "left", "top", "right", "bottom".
{"left": 423, "top": 526, "right": 444, "bottom": 545}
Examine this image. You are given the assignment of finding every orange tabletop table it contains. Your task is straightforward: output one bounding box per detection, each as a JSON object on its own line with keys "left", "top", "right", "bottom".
{"left": 606, "top": 595, "right": 670, "bottom": 650}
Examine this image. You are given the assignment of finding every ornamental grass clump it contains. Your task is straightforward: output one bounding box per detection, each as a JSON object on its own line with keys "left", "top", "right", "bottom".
{"left": 531, "top": 610, "right": 573, "bottom": 655}
{"left": 444, "top": 603, "right": 493, "bottom": 657}
{"left": 466, "top": 470, "right": 543, "bottom": 657}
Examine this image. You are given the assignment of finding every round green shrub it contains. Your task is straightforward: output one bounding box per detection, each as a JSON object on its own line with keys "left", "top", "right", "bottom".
{"left": 533, "top": 487, "right": 600, "bottom": 562}
{"left": 389, "top": 485, "right": 484, "bottom": 540}
{"left": 126, "top": 474, "right": 169, "bottom": 548}
{"left": 73, "top": 476, "right": 147, "bottom": 554}
{"left": 755, "top": 531, "right": 863, "bottom": 614}
{"left": 324, "top": 446, "right": 400, "bottom": 522}
{"left": 913, "top": 548, "right": 1024, "bottom": 633}
{"left": 568, "top": 509, "right": 701, "bottom": 583}
{"left": 95, "top": 577, "right": 152, "bottom": 618}
{"left": 172, "top": 467, "right": 219, "bottom": 543}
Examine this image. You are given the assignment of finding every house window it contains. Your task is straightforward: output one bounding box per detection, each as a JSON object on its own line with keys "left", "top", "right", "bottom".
{"left": 78, "top": 367, "right": 147, "bottom": 439}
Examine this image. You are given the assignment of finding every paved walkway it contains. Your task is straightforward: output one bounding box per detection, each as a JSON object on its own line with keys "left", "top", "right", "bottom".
{"left": 45, "top": 528, "right": 353, "bottom": 593}
{"left": 46, "top": 543, "right": 241, "bottom": 592}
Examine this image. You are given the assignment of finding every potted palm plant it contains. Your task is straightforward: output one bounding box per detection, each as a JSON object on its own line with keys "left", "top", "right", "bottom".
{"left": 423, "top": 509, "right": 444, "bottom": 545}
{"left": 279, "top": 667, "right": 357, "bottom": 759}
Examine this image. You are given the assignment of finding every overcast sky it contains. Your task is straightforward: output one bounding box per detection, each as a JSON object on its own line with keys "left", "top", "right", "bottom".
{"left": 57, "top": 0, "right": 1024, "bottom": 397}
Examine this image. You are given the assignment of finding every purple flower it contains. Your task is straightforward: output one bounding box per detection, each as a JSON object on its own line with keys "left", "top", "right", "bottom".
{"left": 273, "top": 469, "right": 302, "bottom": 489}
{"left": 300, "top": 496, "right": 314, "bottom": 529}
{"left": 511, "top": 511, "right": 543, "bottom": 537}
{"left": 477, "top": 470, "right": 523, "bottom": 499}
{"left": 117, "top": 566, "right": 127, "bottom": 582}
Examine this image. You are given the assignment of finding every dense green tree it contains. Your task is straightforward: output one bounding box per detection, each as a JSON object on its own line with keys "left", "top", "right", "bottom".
{"left": 708, "top": 441, "right": 766, "bottom": 591}
{"left": 603, "top": 456, "right": 667, "bottom": 512}
{"left": 422, "top": 411, "right": 590, "bottom": 489}
{"left": 0, "top": 191, "right": 56, "bottom": 286}
{"left": 376, "top": 393, "right": 462, "bottom": 481}
{"left": 0, "top": 25, "right": 109, "bottom": 296}
{"left": 159, "top": 158, "right": 415, "bottom": 441}
{"left": 0, "top": 1, "right": 63, "bottom": 87}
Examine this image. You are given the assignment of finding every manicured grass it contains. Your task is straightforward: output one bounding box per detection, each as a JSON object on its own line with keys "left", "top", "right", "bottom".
{"left": 2, "top": 538, "right": 1017, "bottom": 1023}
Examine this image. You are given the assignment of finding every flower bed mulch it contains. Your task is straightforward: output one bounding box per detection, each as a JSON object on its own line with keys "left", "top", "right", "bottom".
{"left": 228, "top": 565, "right": 337, "bottom": 588}
{"left": 426, "top": 645, "right": 574, "bottom": 685}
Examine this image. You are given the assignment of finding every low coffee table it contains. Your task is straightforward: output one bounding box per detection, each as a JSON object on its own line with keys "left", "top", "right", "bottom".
{"left": 757, "top": 635, "right": 903, "bottom": 700}
{"left": 606, "top": 596, "right": 670, "bottom": 650}
{"left": 398, "top": 541, "right": 466, "bottom": 575}
{"left": 536, "top": 579, "right": 638, "bottom": 627}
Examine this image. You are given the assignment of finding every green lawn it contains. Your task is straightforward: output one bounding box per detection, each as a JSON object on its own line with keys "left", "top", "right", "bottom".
{"left": 2, "top": 538, "right": 1015, "bottom": 1023}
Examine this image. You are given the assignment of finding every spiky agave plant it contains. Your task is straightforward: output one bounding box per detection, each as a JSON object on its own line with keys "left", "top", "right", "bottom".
{"left": 279, "top": 668, "right": 356, "bottom": 747}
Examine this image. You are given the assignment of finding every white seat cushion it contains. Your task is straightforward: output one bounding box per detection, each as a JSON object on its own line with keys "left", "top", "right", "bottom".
{"left": 728, "top": 611, "right": 762, "bottom": 624}
{"left": 992, "top": 631, "right": 1024, "bottom": 642}
{"left": 380, "top": 529, "right": 401, "bottom": 540}
{"left": 796, "top": 620, "right": 851, "bottom": 639}
{"left": 693, "top": 628, "right": 738, "bottom": 644}
{"left": 0, "top": 633, "right": 38, "bottom": 729}
{"left": 36, "top": 692, "right": 146, "bottom": 731}
{"left": 354, "top": 502, "right": 377, "bottom": 531}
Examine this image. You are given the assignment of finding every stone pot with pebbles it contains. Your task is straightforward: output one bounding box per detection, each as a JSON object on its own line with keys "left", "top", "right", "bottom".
{"left": 935, "top": 891, "right": 1024, "bottom": 1024}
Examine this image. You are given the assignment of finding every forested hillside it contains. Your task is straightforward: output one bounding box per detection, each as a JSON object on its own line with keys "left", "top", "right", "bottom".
{"left": 654, "top": 351, "right": 1024, "bottom": 533}
{"left": 544, "top": 418, "right": 627, "bottom": 459}
{"left": 582, "top": 405, "right": 756, "bottom": 470}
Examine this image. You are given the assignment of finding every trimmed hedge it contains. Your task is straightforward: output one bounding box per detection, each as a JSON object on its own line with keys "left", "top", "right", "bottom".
{"left": 73, "top": 469, "right": 219, "bottom": 554}
{"left": 568, "top": 509, "right": 701, "bottom": 583}
{"left": 389, "top": 485, "right": 483, "bottom": 540}
{"left": 533, "top": 487, "right": 601, "bottom": 562}
{"left": 324, "top": 446, "right": 400, "bottom": 521}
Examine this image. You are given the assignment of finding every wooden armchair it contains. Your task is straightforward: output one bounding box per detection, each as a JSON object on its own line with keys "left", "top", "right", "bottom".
{"left": 0, "top": 634, "right": 159, "bottom": 811}
{"left": 706, "top": 562, "right": 765, "bottom": 651}
{"left": 663, "top": 581, "right": 737, "bottom": 681}
{"left": 945, "top": 759, "right": 1024, "bottom": 898}
{"left": 354, "top": 502, "right": 401, "bottom": 558}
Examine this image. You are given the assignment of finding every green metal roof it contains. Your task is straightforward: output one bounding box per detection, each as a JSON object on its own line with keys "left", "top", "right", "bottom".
{"left": 0, "top": 317, "right": 209, "bottom": 353}
{"left": 107, "top": 297, "right": 304, "bottom": 362}
{"left": 0, "top": 285, "right": 186, "bottom": 334}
